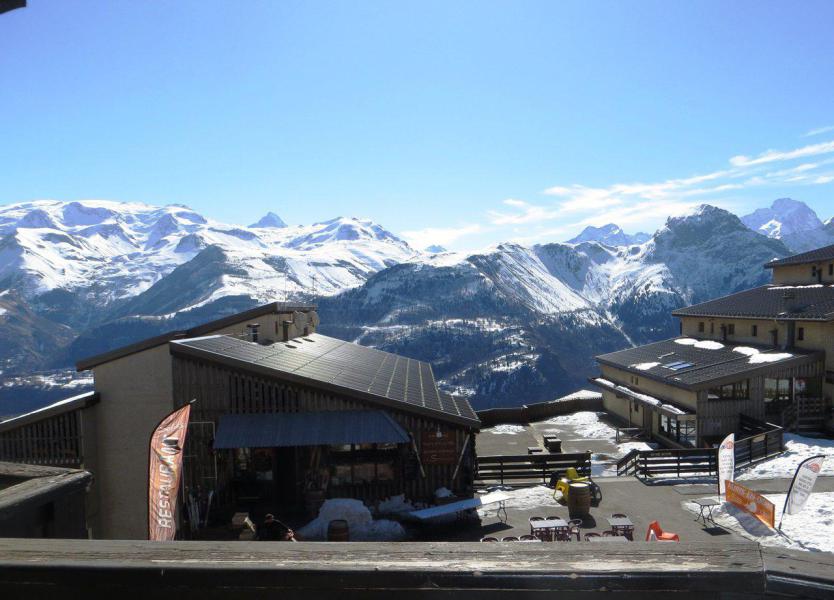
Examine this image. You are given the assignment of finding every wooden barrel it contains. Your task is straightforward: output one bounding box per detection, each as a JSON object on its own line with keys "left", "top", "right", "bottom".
{"left": 327, "top": 519, "right": 350, "bottom": 542}
{"left": 567, "top": 482, "right": 591, "bottom": 518}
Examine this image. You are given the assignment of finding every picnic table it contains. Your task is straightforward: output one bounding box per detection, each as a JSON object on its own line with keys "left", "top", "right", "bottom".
{"left": 588, "top": 535, "right": 629, "bottom": 543}
{"left": 408, "top": 491, "right": 510, "bottom": 523}
{"left": 530, "top": 517, "right": 570, "bottom": 541}
{"left": 606, "top": 516, "right": 634, "bottom": 536}
{"left": 692, "top": 498, "right": 721, "bottom": 526}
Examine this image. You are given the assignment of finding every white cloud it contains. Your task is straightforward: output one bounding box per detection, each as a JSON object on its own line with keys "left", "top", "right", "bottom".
{"left": 804, "top": 125, "right": 834, "bottom": 137}
{"left": 487, "top": 199, "right": 563, "bottom": 225}
{"left": 401, "top": 223, "right": 482, "bottom": 248}
{"left": 729, "top": 140, "right": 834, "bottom": 167}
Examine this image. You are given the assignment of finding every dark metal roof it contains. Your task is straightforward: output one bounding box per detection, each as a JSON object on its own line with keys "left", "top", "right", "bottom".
{"left": 764, "top": 243, "right": 834, "bottom": 268}
{"left": 170, "top": 333, "right": 481, "bottom": 428}
{"left": 596, "top": 337, "right": 823, "bottom": 390}
{"left": 76, "top": 302, "right": 317, "bottom": 371}
{"left": 671, "top": 285, "right": 834, "bottom": 320}
{"left": 0, "top": 392, "right": 99, "bottom": 434}
{"left": 213, "top": 410, "right": 409, "bottom": 449}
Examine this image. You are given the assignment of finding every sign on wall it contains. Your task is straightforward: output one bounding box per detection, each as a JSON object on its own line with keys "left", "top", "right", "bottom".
{"left": 725, "top": 480, "right": 775, "bottom": 528}
{"left": 421, "top": 430, "right": 457, "bottom": 465}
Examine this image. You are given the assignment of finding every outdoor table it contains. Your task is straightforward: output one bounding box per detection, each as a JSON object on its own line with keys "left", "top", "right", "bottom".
{"left": 606, "top": 516, "right": 635, "bottom": 539}
{"left": 693, "top": 498, "right": 721, "bottom": 526}
{"left": 530, "top": 517, "right": 569, "bottom": 541}
{"left": 588, "top": 535, "right": 629, "bottom": 543}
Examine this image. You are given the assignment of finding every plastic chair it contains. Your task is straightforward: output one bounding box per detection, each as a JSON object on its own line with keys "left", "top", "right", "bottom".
{"left": 611, "top": 513, "right": 627, "bottom": 518}
{"left": 501, "top": 536, "right": 520, "bottom": 542}
{"left": 602, "top": 530, "right": 619, "bottom": 537}
{"left": 480, "top": 537, "right": 499, "bottom": 542}
{"left": 519, "top": 535, "right": 540, "bottom": 542}
{"left": 645, "top": 521, "right": 680, "bottom": 542}
{"left": 584, "top": 532, "right": 601, "bottom": 541}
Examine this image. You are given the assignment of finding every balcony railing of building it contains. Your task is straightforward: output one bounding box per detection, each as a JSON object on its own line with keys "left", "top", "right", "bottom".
{"left": 616, "top": 414, "right": 783, "bottom": 478}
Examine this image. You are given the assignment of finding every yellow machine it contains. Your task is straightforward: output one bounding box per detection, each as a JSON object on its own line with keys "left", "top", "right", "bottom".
{"left": 554, "top": 467, "right": 601, "bottom": 503}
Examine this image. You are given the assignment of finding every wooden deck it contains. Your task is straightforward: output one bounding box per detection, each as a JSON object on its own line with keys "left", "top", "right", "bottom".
{"left": 0, "top": 538, "right": 832, "bottom": 598}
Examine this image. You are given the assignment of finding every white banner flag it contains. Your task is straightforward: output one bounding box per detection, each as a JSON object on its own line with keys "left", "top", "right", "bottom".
{"left": 785, "top": 455, "right": 825, "bottom": 516}
{"left": 718, "top": 433, "right": 735, "bottom": 495}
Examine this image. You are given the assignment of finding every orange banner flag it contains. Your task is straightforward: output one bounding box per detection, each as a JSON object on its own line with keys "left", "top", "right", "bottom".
{"left": 148, "top": 402, "right": 192, "bottom": 541}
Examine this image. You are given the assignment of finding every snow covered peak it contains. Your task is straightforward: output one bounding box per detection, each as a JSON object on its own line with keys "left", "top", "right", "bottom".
{"left": 424, "top": 244, "right": 447, "bottom": 253}
{"left": 285, "top": 217, "right": 406, "bottom": 250}
{"left": 741, "top": 198, "right": 823, "bottom": 239}
{"left": 249, "top": 212, "right": 288, "bottom": 229}
{"left": 567, "top": 223, "right": 650, "bottom": 246}
{"left": 0, "top": 200, "right": 420, "bottom": 309}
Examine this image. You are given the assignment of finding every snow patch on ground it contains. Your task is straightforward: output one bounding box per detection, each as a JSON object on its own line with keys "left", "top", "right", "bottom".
{"left": 488, "top": 424, "right": 526, "bottom": 435}
{"left": 683, "top": 493, "right": 834, "bottom": 553}
{"left": 478, "top": 485, "right": 559, "bottom": 516}
{"left": 545, "top": 411, "right": 614, "bottom": 439}
{"left": 298, "top": 498, "right": 406, "bottom": 541}
{"left": 738, "top": 434, "right": 834, "bottom": 479}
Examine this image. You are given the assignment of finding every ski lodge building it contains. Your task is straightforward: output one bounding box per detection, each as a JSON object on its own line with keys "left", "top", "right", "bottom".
{"left": 0, "top": 303, "right": 480, "bottom": 539}
{"left": 592, "top": 244, "right": 834, "bottom": 448}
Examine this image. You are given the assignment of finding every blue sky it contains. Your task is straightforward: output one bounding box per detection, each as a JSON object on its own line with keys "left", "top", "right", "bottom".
{"left": 2, "top": 1, "right": 834, "bottom": 250}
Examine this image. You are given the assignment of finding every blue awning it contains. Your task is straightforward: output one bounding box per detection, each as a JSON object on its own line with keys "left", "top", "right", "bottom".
{"left": 212, "top": 410, "right": 410, "bottom": 449}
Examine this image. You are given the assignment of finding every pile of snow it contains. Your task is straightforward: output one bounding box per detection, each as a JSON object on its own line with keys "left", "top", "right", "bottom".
{"left": 732, "top": 346, "right": 760, "bottom": 356}
{"left": 435, "top": 487, "right": 454, "bottom": 499}
{"left": 673, "top": 338, "right": 724, "bottom": 350}
{"left": 695, "top": 340, "right": 724, "bottom": 350}
{"left": 739, "top": 434, "right": 834, "bottom": 480}
{"left": 298, "top": 498, "right": 405, "bottom": 541}
{"left": 377, "top": 494, "right": 419, "bottom": 516}
{"left": 488, "top": 424, "right": 526, "bottom": 435}
{"left": 748, "top": 352, "right": 793, "bottom": 364}
{"left": 630, "top": 362, "right": 660, "bottom": 371}
{"left": 553, "top": 389, "right": 602, "bottom": 402}
{"left": 683, "top": 493, "right": 834, "bottom": 553}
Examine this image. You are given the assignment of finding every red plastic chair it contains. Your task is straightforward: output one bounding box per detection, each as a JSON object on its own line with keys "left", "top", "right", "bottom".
{"left": 645, "top": 520, "right": 680, "bottom": 542}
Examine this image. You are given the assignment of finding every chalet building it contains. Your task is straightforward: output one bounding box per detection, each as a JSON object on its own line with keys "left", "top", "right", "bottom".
{"left": 592, "top": 243, "right": 834, "bottom": 448}
{"left": 0, "top": 302, "right": 479, "bottom": 540}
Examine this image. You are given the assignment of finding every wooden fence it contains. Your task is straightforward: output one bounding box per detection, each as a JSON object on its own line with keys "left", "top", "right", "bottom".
{"left": 476, "top": 452, "right": 591, "bottom": 486}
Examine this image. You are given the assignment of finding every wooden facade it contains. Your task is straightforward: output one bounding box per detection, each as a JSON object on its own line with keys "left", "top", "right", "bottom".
{"left": 696, "top": 358, "right": 825, "bottom": 443}
{"left": 171, "top": 355, "right": 477, "bottom": 517}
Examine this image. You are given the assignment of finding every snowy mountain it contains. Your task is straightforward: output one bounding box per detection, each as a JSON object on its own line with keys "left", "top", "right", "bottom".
{"left": 249, "top": 212, "right": 288, "bottom": 228}
{"left": 740, "top": 198, "right": 834, "bottom": 253}
{"left": 317, "top": 205, "right": 788, "bottom": 408}
{"left": 0, "top": 200, "right": 419, "bottom": 317}
{"left": 566, "top": 223, "right": 650, "bottom": 246}
{"left": 0, "top": 199, "right": 794, "bottom": 412}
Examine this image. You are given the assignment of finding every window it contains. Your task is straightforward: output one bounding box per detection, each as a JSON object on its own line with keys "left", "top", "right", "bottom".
{"left": 764, "top": 378, "right": 792, "bottom": 415}
{"left": 708, "top": 379, "right": 749, "bottom": 400}
{"left": 662, "top": 360, "right": 694, "bottom": 371}
{"left": 751, "top": 324, "right": 758, "bottom": 337}
{"left": 328, "top": 443, "right": 400, "bottom": 486}
{"left": 812, "top": 266, "right": 818, "bottom": 277}
{"left": 710, "top": 322, "right": 715, "bottom": 334}
{"left": 727, "top": 323, "right": 735, "bottom": 335}
{"left": 698, "top": 321, "right": 705, "bottom": 333}
{"left": 797, "top": 327, "right": 805, "bottom": 341}
{"left": 829, "top": 264, "right": 833, "bottom": 276}
{"left": 658, "top": 414, "right": 696, "bottom": 447}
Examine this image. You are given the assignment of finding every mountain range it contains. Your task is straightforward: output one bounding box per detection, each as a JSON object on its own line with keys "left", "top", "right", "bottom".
{"left": 0, "top": 196, "right": 829, "bottom": 415}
